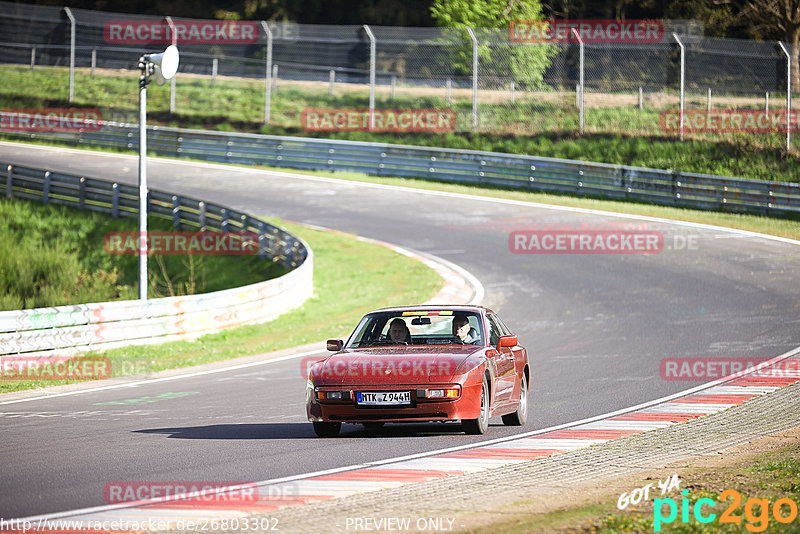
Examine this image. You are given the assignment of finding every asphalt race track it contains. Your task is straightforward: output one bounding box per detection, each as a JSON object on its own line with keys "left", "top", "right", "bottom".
{"left": 2, "top": 142, "right": 799, "bottom": 519}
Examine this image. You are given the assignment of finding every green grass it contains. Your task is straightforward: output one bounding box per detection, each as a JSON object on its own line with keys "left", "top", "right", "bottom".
{"left": 0, "top": 197, "right": 282, "bottom": 310}
{"left": 0, "top": 218, "right": 444, "bottom": 393}
{"left": 2, "top": 65, "right": 799, "bottom": 182}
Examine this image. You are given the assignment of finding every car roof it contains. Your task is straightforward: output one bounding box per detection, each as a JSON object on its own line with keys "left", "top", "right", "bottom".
{"left": 368, "top": 304, "right": 496, "bottom": 315}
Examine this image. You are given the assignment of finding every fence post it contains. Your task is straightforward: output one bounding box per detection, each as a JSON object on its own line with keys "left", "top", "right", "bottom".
{"left": 260, "top": 21, "right": 273, "bottom": 124}
{"left": 30, "top": 47, "right": 36, "bottom": 70}
{"left": 673, "top": 33, "right": 685, "bottom": 141}
{"left": 329, "top": 69, "right": 335, "bottom": 96}
{"left": 211, "top": 57, "right": 218, "bottom": 86}
{"left": 363, "top": 24, "right": 376, "bottom": 131}
{"left": 467, "top": 27, "right": 478, "bottom": 131}
{"left": 446, "top": 77, "right": 452, "bottom": 105}
{"left": 778, "top": 41, "right": 792, "bottom": 151}
{"left": 63, "top": 7, "right": 75, "bottom": 103}
{"left": 571, "top": 28, "right": 584, "bottom": 135}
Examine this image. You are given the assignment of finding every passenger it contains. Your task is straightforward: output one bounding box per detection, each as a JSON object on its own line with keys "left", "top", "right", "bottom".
{"left": 387, "top": 318, "right": 411, "bottom": 344}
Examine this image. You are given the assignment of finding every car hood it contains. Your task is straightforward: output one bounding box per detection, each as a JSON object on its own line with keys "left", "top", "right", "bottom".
{"left": 311, "top": 346, "right": 481, "bottom": 385}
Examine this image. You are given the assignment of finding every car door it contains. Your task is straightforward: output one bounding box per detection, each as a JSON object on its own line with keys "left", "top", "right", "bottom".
{"left": 487, "top": 314, "right": 516, "bottom": 404}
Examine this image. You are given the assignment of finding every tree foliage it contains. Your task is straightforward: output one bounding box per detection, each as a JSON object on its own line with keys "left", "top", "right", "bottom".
{"left": 429, "top": 0, "right": 557, "bottom": 88}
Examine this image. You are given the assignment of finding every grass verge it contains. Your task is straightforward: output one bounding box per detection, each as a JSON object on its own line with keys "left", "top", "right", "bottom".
{"left": 0, "top": 219, "right": 444, "bottom": 393}
{"left": 462, "top": 430, "right": 800, "bottom": 533}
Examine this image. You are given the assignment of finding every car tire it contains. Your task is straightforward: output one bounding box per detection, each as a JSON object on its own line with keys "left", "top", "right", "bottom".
{"left": 502, "top": 373, "right": 528, "bottom": 426}
{"left": 313, "top": 422, "right": 341, "bottom": 437}
{"left": 463, "top": 379, "right": 489, "bottom": 435}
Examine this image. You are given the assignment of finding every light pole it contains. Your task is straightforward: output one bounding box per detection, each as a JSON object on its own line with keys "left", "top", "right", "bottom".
{"left": 137, "top": 45, "right": 179, "bottom": 302}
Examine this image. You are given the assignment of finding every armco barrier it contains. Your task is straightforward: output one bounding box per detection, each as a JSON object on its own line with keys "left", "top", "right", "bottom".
{"left": 2, "top": 119, "right": 798, "bottom": 217}
{"left": 0, "top": 162, "right": 312, "bottom": 356}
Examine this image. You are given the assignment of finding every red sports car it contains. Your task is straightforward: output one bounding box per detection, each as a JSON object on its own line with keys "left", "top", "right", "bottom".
{"left": 306, "top": 305, "right": 530, "bottom": 437}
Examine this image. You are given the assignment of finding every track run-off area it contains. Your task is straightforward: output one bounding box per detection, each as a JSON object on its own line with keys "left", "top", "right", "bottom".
{"left": 1, "top": 141, "right": 799, "bottom": 527}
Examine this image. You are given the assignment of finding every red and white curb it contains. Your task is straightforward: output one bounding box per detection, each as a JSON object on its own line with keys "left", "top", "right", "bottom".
{"left": 17, "top": 348, "right": 800, "bottom": 528}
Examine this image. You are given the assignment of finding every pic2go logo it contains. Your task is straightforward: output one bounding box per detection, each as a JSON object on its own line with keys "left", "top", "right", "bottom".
{"left": 654, "top": 489, "right": 798, "bottom": 532}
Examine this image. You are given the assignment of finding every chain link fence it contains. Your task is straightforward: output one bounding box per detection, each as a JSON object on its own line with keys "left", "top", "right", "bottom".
{"left": 0, "top": 0, "right": 797, "bottom": 150}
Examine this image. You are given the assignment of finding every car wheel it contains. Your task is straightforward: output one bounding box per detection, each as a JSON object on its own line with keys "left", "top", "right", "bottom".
{"left": 313, "top": 422, "right": 341, "bottom": 437}
{"left": 463, "top": 379, "right": 489, "bottom": 435}
{"left": 502, "top": 373, "right": 528, "bottom": 426}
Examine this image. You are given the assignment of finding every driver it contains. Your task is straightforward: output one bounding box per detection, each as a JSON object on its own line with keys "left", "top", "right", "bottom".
{"left": 387, "top": 318, "right": 411, "bottom": 344}
{"left": 452, "top": 314, "right": 479, "bottom": 344}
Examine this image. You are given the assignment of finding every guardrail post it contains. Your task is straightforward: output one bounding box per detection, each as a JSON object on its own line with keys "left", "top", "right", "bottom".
{"left": 42, "top": 171, "right": 51, "bottom": 203}
{"left": 571, "top": 28, "right": 584, "bottom": 135}
{"left": 6, "top": 165, "right": 12, "bottom": 199}
{"left": 63, "top": 7, "right": 75, "bottom": 103}
{"left": 778, "top": 41, "right": 792, "bottom": 151}
{"left": 211, "top": 58, "right": 218, "bottom": 86}
{"left": 363, "top": 24, "right": 376, "bottom": 131}
{"left": 172, "top": 195, "right": 180, "bottom": 228}
{"left": 260, "top": 21, "right": 273, "bottom": 124}
{"left": 766, "top": 91, "right": 770, "bottom": 114}
{"left": 329, "top": 70, "right": 335, "bottom": 96}
{"left": 258, "top": 221, "right": 267, "bottom": 258}
{"left": 30, "top": 47, "right": 36, "bottom": 70}
{"left": 510, "top": 80, "right": 515, "bottom": 104}
{"left": 112, "top": 183, "right": 119, "bottom": 217}
{"left": 198, "top": 201, "right": 206, "bottom": 230}
{"left": 221, "top": 208, "right": 229, "bottom": 231}
{"left": 391, "top": 75, "right": 396, "bottom": 99}
{"left": 467, "top": 27, "right": 478, "bottom": 131}
{"left": 91, "top": 49, "right": 96, "bottom": 76}
{"left": 79, "top": 177, "right": 86, "bottom": 208}
{"left": 673, "top": 33, "right": 685, "bottom": 141}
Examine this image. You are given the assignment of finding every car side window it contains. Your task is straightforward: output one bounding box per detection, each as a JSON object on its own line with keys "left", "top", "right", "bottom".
{"left": 486, "top": 315, "right": 501, "bottom": 346}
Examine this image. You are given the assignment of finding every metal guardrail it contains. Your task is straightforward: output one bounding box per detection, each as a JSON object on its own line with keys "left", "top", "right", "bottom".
{"left": 0, "top": 161, "right": 313, "bottom": 356}
{"left": 2, "top": 121, "right": 798, "bottom": 217}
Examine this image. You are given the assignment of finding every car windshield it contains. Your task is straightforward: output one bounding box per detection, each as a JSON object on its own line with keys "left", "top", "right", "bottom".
{"left": 346, "top": 310, "right": 484, "bottom": 348}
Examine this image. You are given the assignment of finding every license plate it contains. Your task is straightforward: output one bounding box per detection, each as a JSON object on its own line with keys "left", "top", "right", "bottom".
{"left": 356, "top": 391, "right": 411, "bottom": 405}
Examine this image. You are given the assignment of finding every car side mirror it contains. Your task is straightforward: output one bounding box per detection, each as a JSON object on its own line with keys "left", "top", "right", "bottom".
{"left": 497, "top": 335, "right": 517, "bottom": 349}
{"left": 327, "top": 339, "right": 344, "bottom": 351}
